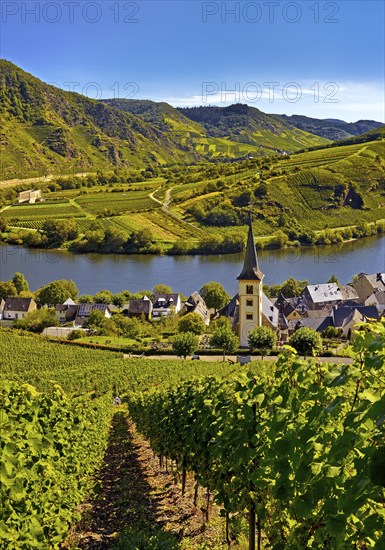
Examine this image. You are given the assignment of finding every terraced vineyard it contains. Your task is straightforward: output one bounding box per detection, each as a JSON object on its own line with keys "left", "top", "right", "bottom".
{"left": 111, "top": 210, "right": 199, "bottom": 242}
{"left": 75, "top": 190, "right": 158, "bottom": 215}
{"left": 1, "top": 134, "right": 384, "bottom": 253}
{"left": 1, "top": 321, "right": 384, "bottom": 549}
{"left": 1, "top": 202, "right": 85, "bottom": 222}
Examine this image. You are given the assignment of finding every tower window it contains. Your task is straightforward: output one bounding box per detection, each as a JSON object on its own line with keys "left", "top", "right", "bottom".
{"left": 246, "top": 299, "right": 253, "bottom": 307}
{"left": 246, "top": 285, "right": 253, "bottom": 295}
{"left": 246, "top": 313, "right": 253, "bottom": 320}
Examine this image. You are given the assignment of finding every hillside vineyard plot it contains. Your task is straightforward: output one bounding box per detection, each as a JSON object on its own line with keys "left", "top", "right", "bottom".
{"left": 1, "top": 324, "right": 384, "bottom": 549}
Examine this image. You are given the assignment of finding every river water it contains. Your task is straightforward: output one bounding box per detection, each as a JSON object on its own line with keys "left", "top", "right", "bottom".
{"left": 1, "top": 236, "right": 384, "bottom": 296}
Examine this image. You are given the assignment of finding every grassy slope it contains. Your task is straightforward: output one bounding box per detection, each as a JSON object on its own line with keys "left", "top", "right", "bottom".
{"left": 178, "top": 103, "right": 330, "bottom": 151}
{"left": 2, "top": 136, "right": 384, "bottom": 248}
{"left": 173, "top": 138, "right": 385, "bottom": 237}
{"left": 1, "top": 61, "right": 329, "bottom": 179}
{"left": 274, "top": 114, "right": 384, "bottom": 141}
{"left": 0, "top": 60, "right": 205, "bottom": 179}
{"left": 104, "top": 99, "right": 330, "bottom": 157}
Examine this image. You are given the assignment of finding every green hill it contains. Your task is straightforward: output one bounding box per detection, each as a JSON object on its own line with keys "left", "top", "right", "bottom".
{"left": 0, "top": 61, "right": 329, "bottom": 179}
{"left": 104, "top": 99, "right": 329, "bottom": 159}
{"left": 274, "top": 114, "right": 384, "bottom": 141}
{"left": 178, "top": 103, "right": 330, "bottom": 151}
{"left": 0, "top": 60, "right": 206, "bottom": 179}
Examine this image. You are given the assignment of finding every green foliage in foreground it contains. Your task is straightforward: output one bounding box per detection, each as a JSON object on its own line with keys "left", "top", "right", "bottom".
{"left": 128, "top": 321, "right": 385, "bottom": 549}
{"left": 0, "top": 383, "right": 113, "bottom": 549}
{"left": 0, "top": 330, "right": 255, "bottom": 549}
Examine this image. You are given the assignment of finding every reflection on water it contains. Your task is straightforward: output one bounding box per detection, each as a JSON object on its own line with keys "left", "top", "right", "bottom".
{"left": 1, "top": 235, "right": 384, "bottom": 295}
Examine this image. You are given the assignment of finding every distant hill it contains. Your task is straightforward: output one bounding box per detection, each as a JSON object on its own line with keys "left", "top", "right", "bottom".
{"left": 105, "top": 99, "right": 328, "bottom": 157}
{"left": 332, "top": 124, "right": 385, "bottom": 145}
{"left": 3, "top": 60, "right": 380, "bottom": 180}
{"left": 0, "top": 60, "right": 211, "bottom": 179}
{"left": 274, "top": 114, "right": 384, "bottom": 141}
{"left": 177, "top": 103, "right": 329, "bottom": 151}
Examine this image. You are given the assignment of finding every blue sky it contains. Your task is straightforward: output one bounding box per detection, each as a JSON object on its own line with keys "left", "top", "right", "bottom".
{"left": 1, "top": 0, "right": 384, "bottom": 121}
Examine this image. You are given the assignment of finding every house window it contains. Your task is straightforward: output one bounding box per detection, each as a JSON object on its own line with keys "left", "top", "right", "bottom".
{"left": 246, "top": 285, "right": 253, "bottom": 295}
{"left": 246, "top": 313, "right": 253, "bottom": 320}
{"left": 246, "top": 299, "right": 253, "bottom": 307}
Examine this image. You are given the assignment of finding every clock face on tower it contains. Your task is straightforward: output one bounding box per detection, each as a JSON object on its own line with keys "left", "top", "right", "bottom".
{"left": 242, "top": 322, "right": 255, "bottom": 343}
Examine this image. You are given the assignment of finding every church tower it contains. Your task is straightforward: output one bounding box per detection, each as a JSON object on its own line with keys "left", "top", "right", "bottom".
{"left": 237, "top": 212, "right": 264, "bottom": 347}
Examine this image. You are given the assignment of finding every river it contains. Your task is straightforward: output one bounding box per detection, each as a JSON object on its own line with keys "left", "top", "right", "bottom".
{"left": 1, "top": 236, "right": 384, "bottom": 296}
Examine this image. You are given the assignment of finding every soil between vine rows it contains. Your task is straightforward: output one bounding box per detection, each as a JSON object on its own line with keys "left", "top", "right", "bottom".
{"left": 64, "top": 408, "right": 234, "bottom": 549}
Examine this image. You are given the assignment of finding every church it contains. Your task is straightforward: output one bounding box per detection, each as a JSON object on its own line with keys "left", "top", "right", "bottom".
{"left": 220, "top": 213, "right": 279, "bottom": 346}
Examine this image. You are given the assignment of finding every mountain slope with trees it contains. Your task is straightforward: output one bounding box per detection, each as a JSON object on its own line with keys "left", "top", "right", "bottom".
{"left": 178, "top": 103, "right": 329, "bottom": 151}
{"left": 275, "top": 114, "right": 383, "bottom": 141}
{"left": 0, "top": 60, "right": 330, "bottom": 178}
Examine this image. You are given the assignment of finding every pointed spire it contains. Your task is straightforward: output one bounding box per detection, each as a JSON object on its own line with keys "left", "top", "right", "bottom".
{"left": 237, "top": 209, "right": 264, "bottom": 281}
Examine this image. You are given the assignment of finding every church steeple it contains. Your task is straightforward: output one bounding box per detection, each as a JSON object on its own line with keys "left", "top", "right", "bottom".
{"left": 236, "top": 209, "right": 264, "bottom": 346}
{"left": 237, "top": 210, "right": 264, "bottom": 281}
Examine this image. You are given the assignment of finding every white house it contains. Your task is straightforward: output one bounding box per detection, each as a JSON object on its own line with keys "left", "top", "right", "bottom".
{"left": 152, "top": 294, "right": 181, "bottom": 319}
{"left": 2, "top": 297, "right": 37, "bottom": 320}
{"left": 18, "top": 189, "right": 42, "bottom": 204}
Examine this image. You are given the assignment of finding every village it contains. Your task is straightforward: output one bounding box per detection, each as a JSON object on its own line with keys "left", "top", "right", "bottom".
{"left": 1, "top": 218, "right": 384, "bottom": 358}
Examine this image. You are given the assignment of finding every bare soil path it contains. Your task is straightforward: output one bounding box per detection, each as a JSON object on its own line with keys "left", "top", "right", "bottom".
{"left": 65, "top": 409, "right": 227, "bottom": 549}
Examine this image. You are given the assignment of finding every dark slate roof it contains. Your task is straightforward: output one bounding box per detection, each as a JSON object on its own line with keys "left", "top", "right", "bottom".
{"left": 293, "top": 316, "right": 332, "bottom": 332}
{"left": 218, "top": 294, "right": 239, "bottom": 318}
{"left": 185, "top": 292, "right": 209, "bottom": 320}
{"left": 77, "top": 303, "right": 109, "bottom": 317}
{"left": 152, "top": 294, "right": 180, "bottom": 308}
{"left": 237, "top": 214, "right": 264, "bottom": 281}
{"left": 4, "top": 297, "right": 35, "bottom": 312}
{"left": 128, "top": 299, "right": 152, "bottom": 315}
{"left": 332, "top": 305, "right": 379, "bottom": 327}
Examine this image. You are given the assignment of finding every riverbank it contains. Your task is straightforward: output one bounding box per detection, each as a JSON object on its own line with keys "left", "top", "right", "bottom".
{"left": 2, "top": 217, "right": 385, "bottom": 257}
{"left": 1, "top": 235, "right": 384, "bottom": 296}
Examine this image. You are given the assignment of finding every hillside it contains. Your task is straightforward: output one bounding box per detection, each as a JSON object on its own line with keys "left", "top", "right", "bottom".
{"left": 1, "top": 134, "right": 384, "bottom": 255}
{"left": 178, "top": 103, "right": 330, "bottom": 151}
{"left": 275, "top": 114, "right": 384, "bottom": 141}
{"left": 105, "top": 99, "right": 329, "bottom": 158}
{"left": 0, "top": 61, "right": 329, "bottom": 179}
{"left": 0, "top": 60, "right": 213, "bottom": 179}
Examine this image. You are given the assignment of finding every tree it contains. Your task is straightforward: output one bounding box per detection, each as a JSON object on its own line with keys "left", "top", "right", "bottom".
{"left": 79, "top": 294, "right": 93, "bottom": 303}
{"left": 83, "top": 309, "right": 106, "bottom": 335}
{"left": 172, "top": 332, "right": 199, "bottom": 359}
{"left": 210, "top": 326, "right": 239, "bottom": 361}
{"left": 113, "top": 315, "right": 141, "bottom": 339}
{"left": 289, "top": 327, "right": 322, "bottom": 357}
{"left": 280, "top": 277, "right": 308, "bottom": 298}
{"left": 200, "top": 281, "right": 229, "bottom": 312}
{"left": 178, "top": 312, "right": 206, "bottom": 335}
{"left": 328, "top": 274, "right": 340, "bottom": 285}
{"left": 112, "top": 293, "right": 126, "bottom": 310}
{"left": 126, "top": 229, "right": 153, "bottom": 253}
{"left": 93, "top": 290, "right": 113, "bottom": 304}
{"left": 103, "top": 227, "right": 126, "bottom": 252}
{"left": 67, "top": 329, "right": 84, "bottom": 340}
{"left": 36, "top": 280, "right": 78, "bottom": 306}
{"left": 153, "top": 284, "right": 172, "bottom": 294}
{"left": 42, "top": 219, "right": 78, "bottom": 245}
{"left": 0, "top": 281, "right": 17, "bottom": 300}
{"left": 248, "top": 326, "right": 277, "bottom": 359}
{"left": 12, "top": 272, "right": 29, "bottom": 294}
{"left": 14, "top": 309, "right": 58, "bottom": 333}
